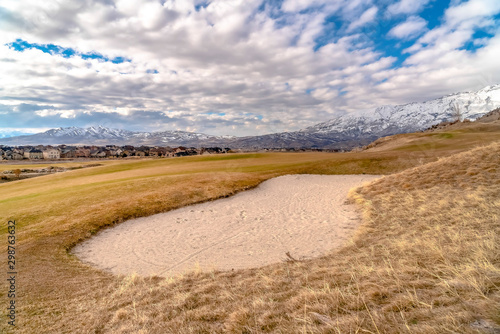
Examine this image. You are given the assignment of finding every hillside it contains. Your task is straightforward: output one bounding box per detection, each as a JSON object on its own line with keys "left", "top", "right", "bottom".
{"left": 0, "top": 126, "right": 499, "bottom": 333}
{"left": 361, "top": 110, "right": 500, "bottom": 153}
{"left": 0, "top": 126, "right": 234, "bottom": 147}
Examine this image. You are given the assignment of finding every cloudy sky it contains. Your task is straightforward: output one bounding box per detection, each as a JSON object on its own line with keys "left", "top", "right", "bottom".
{"left": 1, "top": 0, "right": 500, "bottom": 137}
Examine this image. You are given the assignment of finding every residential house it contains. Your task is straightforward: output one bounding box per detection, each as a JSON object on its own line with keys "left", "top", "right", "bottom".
{"left": 121, "top": 150, "right": 132, "bottom": 157}
{"left": 75, "top": 148, "right": 91, "bottom": 158}
{"left": 13, "top": 148, "right": 25, "bottom": 155}
{"left": 149, "top": 147, "right": 167, "bottom": 157}
{"left": 43, "top": 148, "right": 61, "bottom": 160}
{"left": 60, "top": 148, "right": 77, "bottom": 159}
{"left": 24, "top": 149, "right": 44, "bottom": 159}
{"left": 8, "top": 151, "right": 24, "bottom": 160}
{"left": 202, "top": 147, "right": 227, "bottom": 155}
{"left": 163, "top": 147, "right": 175, "bottom": 157}
{"left": 173, "top": 147, "right": 186, "bottom": 154}
{"left": 186, "top": 147, "right": 200, "bottom": 155}
{"left": 90, "top": 150, "right": 107, "bottom": 158}
{"left": 108, "top": 148, "right": 123, "bottom": 157}
{"left": 123, "top": 145, "right": 135, "bottom": 150}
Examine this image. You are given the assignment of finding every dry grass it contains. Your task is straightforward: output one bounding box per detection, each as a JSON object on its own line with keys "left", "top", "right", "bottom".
{"left": 0, "top": 161, "right": 107, "bottom": 172}
{"left": 0, "top": 134, "right": 499, "bottom": 333}
{"left": 364, "top": 120, "right": 500, "bottom": 154}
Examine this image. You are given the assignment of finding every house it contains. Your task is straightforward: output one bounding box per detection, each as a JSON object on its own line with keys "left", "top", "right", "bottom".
{"left": 121, "top": 150, "right": 132, "bottom": 157}
{"left": 163, "top": 147, "right": 174, "bottom": 157}
{"left": 75, "top": 148, "right": 91, "bottom": 158}
{"left": 90, "top": 150, "right": 106, "bottom": 158}
{"left": 174, "top": 151, "right": 189, "bottom": 157}
{"left": 13, "top": 148, "right": 25, "bottom": 155}
{"left": 43, "top": 148, "right": 60, "bottom": 160}
{"left": 12, "top": 152, "right": 24, "bottom": 160}
{"left": 149, "top": 147, "right": 168, "bottom": 157}
{"left": 9, "top": 151, "right": 24, "bottom": 160}
{"left": 202, "top": 147, "right": 226, "bottom": 155}
{"left": 24, "top": 149, "right": 44, "bottom": 159}
{"left": 173, "top": 147, "right": 186, "bottom": 154}
{"left": 60, "top": 148, "right": 76, "bottom": 159}
{"left": 108, "top": 148, "right": 123, "bottom": 157}
{"left": 148, "top": 148, "right": 159, "bottom": 157}
{"left": 186, "top": 147, "right": 200, "bottom": 156}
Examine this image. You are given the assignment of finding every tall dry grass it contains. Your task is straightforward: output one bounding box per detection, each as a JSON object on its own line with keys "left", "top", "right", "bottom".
{"left": 1, "top": 140, "right": 499, "bottom": 333}
{"left": 84, "top": 142, "right": 498, "bottom": 333}
{"left": 84, "top": 144, "right": 500, "bottom": 333}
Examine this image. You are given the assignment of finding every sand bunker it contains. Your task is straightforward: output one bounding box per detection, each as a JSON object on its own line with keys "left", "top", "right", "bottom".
{"left": 73, "top": 174, "right": 379, "bottom": 276}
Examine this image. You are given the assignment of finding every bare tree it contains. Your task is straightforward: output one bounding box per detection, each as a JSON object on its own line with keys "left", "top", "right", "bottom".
{"left": 451, "top": 102, "right": 462, "bottom": 122}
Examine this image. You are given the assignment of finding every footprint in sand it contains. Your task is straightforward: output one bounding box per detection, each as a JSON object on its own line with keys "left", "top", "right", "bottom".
{"left": 72, "top": 174, "right": 380, "bottom": 276}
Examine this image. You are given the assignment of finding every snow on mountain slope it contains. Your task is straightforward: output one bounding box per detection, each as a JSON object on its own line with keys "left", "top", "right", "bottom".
{"left": 44, "top": 126, "right": 136, "bottom": 139}
{"left": 223, "top": 84, "right": 500, "bottom": 149}
{"left": 1, "top": 84, "right": 500, "bottom": 148}
{"left": 0, "top": 126, "right": 234, "bottom": 146}
{"left": 304, "top": 84, "right": 500, "bottom": 135}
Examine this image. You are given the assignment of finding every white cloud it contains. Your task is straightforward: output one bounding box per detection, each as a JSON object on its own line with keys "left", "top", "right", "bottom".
{"left": 372, "top": 0, "right": 500, "bottom": 106}
{"left": 386, "top": 0, "right": 432, "bottom": 16}
{"left": 373, "top": 34, "right": 500, "bottom": 103}
{"left": 0, "top": 0, "right": 499, "bottom": 136}
{"left": 445, "top": 0, "right": 500, "bottom": 27}
{"left": 281, "top": 0, "right": 328, "bottom": 12}
{"left": 404, "top": 0, "right": 500, "bottom": 55}
{"left": 388, "top": 16, "right": 427, "bottom": 39}
{"left": 347, "top": 6, "right": 378, "bottom": 32}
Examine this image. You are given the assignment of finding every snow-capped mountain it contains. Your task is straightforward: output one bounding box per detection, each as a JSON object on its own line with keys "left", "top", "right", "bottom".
{"left": 0, "top": 126, "right": 234, "bottom": 146}
{"left": 305, "top": 84, "right": 500, "bottom": 136}
{"left": 42, "top": 126, "right": 136, "bottom": 140}
{"left": 223, "top": 84, "right": 500, "bottom": 149}
{"left": 2, "top": 84, "right": 500, "bottom": 148}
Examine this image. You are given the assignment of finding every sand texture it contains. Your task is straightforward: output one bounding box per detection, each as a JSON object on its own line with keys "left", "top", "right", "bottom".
{"left": 73, "top": 174, "right": 380, "bottom": 276}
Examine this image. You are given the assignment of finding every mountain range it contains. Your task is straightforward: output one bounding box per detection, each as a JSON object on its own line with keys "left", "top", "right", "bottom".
{"left": 2, "top": 84, "right": 500, "bottom": 149}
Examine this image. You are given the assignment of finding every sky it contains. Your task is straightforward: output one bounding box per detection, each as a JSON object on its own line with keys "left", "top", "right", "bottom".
{"left": 1, "top": 0, "right": 500, "bottom": 137}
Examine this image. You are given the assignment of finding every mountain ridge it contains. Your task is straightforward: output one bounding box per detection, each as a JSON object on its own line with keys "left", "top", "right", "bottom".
{"left": 2, "top": 84, "right": 500, "bottom": 149}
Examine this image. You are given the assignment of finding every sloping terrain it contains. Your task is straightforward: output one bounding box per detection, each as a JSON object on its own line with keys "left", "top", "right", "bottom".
{"left": 362, "top": 112, "right": 500, "bottom": 153}
{"left": 0, "top": 127, "right": 499, "bottom": 333}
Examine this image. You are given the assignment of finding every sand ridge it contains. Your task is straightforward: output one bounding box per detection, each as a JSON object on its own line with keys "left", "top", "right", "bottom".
{"left": 73, "top": 174, "right": 380, "bottom": 276}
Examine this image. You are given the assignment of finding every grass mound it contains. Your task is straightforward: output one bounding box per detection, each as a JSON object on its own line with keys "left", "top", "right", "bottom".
{"left": 363, "top": 119, "right": 500, "bottom": 154}
{"left": 1, "top": 141, "right": 499, "bottom": 333}
{"left": 348, "top": 141, "right": 500, "bottom": 333}
{"left": 66, "top": 142, "right": 498, "bottom": 334}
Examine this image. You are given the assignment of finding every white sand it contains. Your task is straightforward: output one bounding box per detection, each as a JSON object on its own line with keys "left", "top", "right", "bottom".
{"left": 73, "top": 174, "right": 379, "bottom": 276}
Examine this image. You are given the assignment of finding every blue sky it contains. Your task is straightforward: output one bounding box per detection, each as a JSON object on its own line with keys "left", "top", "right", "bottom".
{"left": 0, "top": 0, "right": 500, "bottom": 137}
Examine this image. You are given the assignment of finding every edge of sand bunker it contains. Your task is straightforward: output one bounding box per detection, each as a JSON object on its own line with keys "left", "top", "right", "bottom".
{"left": 72, "top": 174, "right": 380, "bottom": 277}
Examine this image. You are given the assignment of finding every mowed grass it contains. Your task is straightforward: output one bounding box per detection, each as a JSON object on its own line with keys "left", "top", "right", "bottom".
{"left": 0, "top": 126, "right": 499, "bottom": 333}
{"left": 0, "top": 161, "right": 106, "bottom": 172}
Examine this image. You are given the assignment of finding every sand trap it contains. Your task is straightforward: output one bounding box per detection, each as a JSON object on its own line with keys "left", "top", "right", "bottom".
{"left": 73, "top": 174, "right": 380, "bottom": 276}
